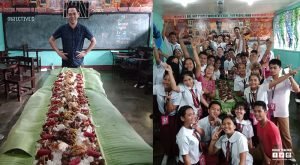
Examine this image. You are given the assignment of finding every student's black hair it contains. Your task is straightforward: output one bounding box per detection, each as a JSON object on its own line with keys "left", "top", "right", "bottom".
{"left": 208, "top": 101, "right": 222, "bottom": 110}
{"left": 182, "top": 58, "right": 196, "bottom": 74}
{"left": 177, "top": 105, "right": 194, "bottom": 129}
{"left": 208, "top": 55, "right": 215, "bottom": 61}
{"left": 180, "top": 70, "right": 194, "bottom": 83}
{"left": 224, "top": 51, "right": 228, "bottom": 55}
{"left": 253, "top": 101, "right": 267, "bottom": 111}
{"left": 67, "top": 5, "right": 79, "bottom": 12}
{"left": 240, "top": 52, "right": 249, "bottom": 58}
{"left": 166, "top": 56, "right": 180, "bottom": 84}
{"left": 169, "top": 32, "right": 177, "bottom": 37}
{"left": 234, "top": 27, "right": 240, "bottom": 31}
{"left": 199, "top": 51, "right": 207, "bottom": 56}
{"left": 269, "top": 59, "right": 282, "bottom": 68}
{"left": 249, "top": 73, "right": 261, "bottom": 82}
{"left": 231, "top": 101, "right": 251, "bottom": 121}
{"left": 222, "top": 115, "right": 237, "bottom": 129}
{"left": 250, "top": 50, "right": 258, "bottom": 54}
{"left": 178, "top": 105, "right": 193, "bottom": 118}
{"left": 217, "top": 46, "right": 223, "bottom": 50}
{"left": 228, "top": 48, "right": 235, "bottom": 52}
{"left": 173, "top": 48, "right": 182, "bottom": 56}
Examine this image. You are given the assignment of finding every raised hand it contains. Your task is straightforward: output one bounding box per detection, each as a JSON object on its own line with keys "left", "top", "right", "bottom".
{"left": 164, "top": 64, "right": 173, "bottom": 73}
{"left": 211, "top": 127, "right": 223, "bottom": 141}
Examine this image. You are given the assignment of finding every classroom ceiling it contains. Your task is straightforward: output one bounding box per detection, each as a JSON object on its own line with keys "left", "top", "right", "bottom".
{"left": 154, "top": 0, "right": 300, "bottom": 16}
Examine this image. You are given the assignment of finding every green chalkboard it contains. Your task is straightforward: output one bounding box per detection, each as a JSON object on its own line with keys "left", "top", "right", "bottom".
{"left": 3, "top": 13, "right": 150, "bottom": 50}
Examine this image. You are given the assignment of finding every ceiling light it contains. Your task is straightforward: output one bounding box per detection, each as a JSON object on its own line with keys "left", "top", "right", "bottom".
{"left": 173, "top": 0, "right": 197, "bottom": 7}
{"left": 239, "top": 0, "right": 259, "bottom": 6}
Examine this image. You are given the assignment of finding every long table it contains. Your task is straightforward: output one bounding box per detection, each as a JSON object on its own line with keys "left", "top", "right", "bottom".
{"left": 0, "top": 68, "right": 153, "bottom": 165}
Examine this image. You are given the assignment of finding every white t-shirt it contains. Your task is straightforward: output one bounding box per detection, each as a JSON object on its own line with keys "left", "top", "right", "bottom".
{"left": 215, "top": 131, "right": 253, "bottom": 165}
{"left": 153, "top": 62, "right": 165, "bottom": 85}
{"left": 224, "top": 60, "right": 235, "bottom": 71}
{"left": 258, "top": 45, "right": 274, "bottom": 63}
{"left": 153, "top": 84, "right": 182, "bottom": 116}
{"left": 198, "top": 116, "right": 221, "bottom": 143}
{"left": 213, "top": 70, "right": 220, "bottom": 80}
{"left": 234, "top": 74, "right": 250, "bottom": 92}
{"left": 234, "top": 38, "right": 243, "bottom": 54}
{"left": 178, "top": 80, "right": 203, "bottom": 114}
{"left": 244, "top": 83, "right": 269, "bottom": 109}
{"left": 163, "top": 36, "right": 181, "bottom": 56}
{"left": 201, "top": 64, "right": 207, "bottom": 75}
{"left": 235, "top": 118, "right": 254, "bottom": 139}
{"left": 211, "top": 41, "right": 227, "bottom": 51}
{"left": 176, "top": 126, "right": 200, "bottom": 164}
{"left": 264, "top": 77, "right": 292, "bottom": 117}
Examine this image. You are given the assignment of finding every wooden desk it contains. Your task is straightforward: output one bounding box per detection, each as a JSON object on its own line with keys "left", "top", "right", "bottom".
{"left": 0, "top": 63, "right": 18, "bottom": 87}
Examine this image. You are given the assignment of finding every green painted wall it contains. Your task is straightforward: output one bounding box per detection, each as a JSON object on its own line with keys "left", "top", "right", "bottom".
{"left": 0, "top": 13, "right": 5, "bottom": 51}
{"left": 273, "top": 49, "right": 300, "bottom": 82}
{"left": 274, "top": 2, "right": 300, "bottom": 83}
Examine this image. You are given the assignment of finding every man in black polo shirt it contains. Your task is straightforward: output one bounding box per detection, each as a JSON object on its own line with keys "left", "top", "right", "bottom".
{"left": 49, "top": 5, "right": 96, "bottom": 68}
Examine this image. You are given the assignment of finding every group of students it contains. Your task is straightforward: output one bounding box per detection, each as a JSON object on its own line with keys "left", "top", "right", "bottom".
{"left": 153, "top": 22, "right": 300, "bottom": 165}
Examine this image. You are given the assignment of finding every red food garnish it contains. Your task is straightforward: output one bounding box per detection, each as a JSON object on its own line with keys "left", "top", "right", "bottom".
{"left": 41, "top": 134, "right": 54, "bottom": 140}
{"left": 69, "top": 157, "right": 81, "bottom": 165}
{"left": 86, "top": 149, "right": 101, "bottom": 157}
{"left": 83, "top": 132, "right": 94, "bottom": 137}
{"left": 47, "top": 113, "right": 59, "bottom": 118}
{"left": 46, "top": 120, "right": 56, "bottom": 126}
{"left": 36, "top": 148, "right": 51, "bottom": 158}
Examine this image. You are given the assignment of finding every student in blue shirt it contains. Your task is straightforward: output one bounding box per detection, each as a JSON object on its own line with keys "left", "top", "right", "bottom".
{"left": 49, "top": 5, "right": 96, "bottom": 68}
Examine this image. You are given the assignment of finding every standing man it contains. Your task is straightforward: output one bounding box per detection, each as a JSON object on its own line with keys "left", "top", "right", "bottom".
{"left": 264, "top": 59, "right": 300, "bottom": 164}
{"left": 49, "top": 5, "right": 96, "bottom": 68}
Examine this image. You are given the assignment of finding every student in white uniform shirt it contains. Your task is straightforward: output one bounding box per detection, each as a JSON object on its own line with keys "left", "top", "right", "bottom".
{"left": 197, "top": 101, "right": 222, "bottom": 165}
{"left": 176, "top": 105, "right": 204, "bottom": 165}
{"left": 234, "top": 63, "right": 250, "bottom": 96}
{"left": 258, "top": 39, "right": 274, "bottom": 69}
{"left": 153, "top": 46, "right": 180, "bottom": 85}
{"left": 210, "top": 34, "right": 227, "bottom": 51}
{"left": 213, "top": 57, "right": 222, "bottom": 80}
{"left": 224, "top": 49, "right": 235, "bottom": 71}
{"left": 233, "top": 27, "right": 244, "bottom": 54}
{"left": 208, "top": 115, "right": 253, "bottom": 165}
{"left": 231, "top": 102, "right": 254, "bottom": 149}
{"left": 153, "top": 71, "right": 182, "bottom": 165}
{"left": 165, "top": 65, "right": 209, "bottom": 119}
{"left": 162, "top": 21, "right": 181, "bottom": 56}
{"left": 264, "top": 59, "right": 300, "bottom": 163}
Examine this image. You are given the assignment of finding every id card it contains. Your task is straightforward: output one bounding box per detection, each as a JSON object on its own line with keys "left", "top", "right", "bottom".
{"left": 268, "top": 103, "right": 276, "bottom": 111}
{"left": 161, "top": 115, "right": 169, "bottom": 126}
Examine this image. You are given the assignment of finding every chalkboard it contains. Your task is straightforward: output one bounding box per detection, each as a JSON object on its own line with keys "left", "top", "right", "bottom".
{"left": 3, "top": 13, "right": 150, "bottom": 50}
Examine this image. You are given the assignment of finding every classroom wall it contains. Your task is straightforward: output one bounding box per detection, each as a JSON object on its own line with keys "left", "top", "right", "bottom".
{"left": 0, "top": 12, "right": 153, "bottom": 68}
{"left": 273, "top": 2, "right": 300, "bottom": 82}
{"left": 0, "top": 13, "right": 5, "bottom": 51}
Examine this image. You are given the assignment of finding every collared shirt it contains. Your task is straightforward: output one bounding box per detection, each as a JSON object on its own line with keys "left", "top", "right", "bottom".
{"left": 234, "top": 73, "right": 250, "bottom": 92}
{"left": 176, "top": 126, "right": 200, "bottom": 164}
{"left": 264, "top": 77, "right": 292, "bottom": 117}
{"left": 224, "top": 59, "right": 235, "bottom": 71}
{"left": 53, "top": 23, "right": 93, "bottom": 67}
{"left": 244, "top": 83, "right": 269, "bottom": 109}
{"left": 198, "top": 116, "right": 221, "bottom": 143}
{"left": 235, "top": 118, "right": 254, "bottom": 139}
{"left": 178, "top": 80, "right": 203, "bottom": 114}
{"left": 163, "top": 36, "right": 181, "bottom": 56}
{"left": 215, "top": 131, "right": 253, "bottom": 165}
{"left": 153, "top": 84, "right": 182, "bottom": 116}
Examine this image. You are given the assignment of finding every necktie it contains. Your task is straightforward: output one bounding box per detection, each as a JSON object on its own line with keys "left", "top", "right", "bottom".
{"left": 190, "top": 89, "right": 199, "bottom": 108}
{"left": 237, "top": 123, "right": 243, "bottom": 132}
{"left": 226, "top": 141, "right": 231, "bottom": 163}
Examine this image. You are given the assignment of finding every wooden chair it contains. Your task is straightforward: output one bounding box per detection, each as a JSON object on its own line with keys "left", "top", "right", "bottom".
{"left": 22, "top": 44, "right": 41, "bottom": 72}
{"left": 0, "top": 56, "right": 18, "bottom": 87}
{"left": 4, "top": 56, "right": 35, "bottom": 102}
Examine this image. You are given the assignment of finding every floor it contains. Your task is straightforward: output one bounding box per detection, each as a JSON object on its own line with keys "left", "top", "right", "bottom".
{"left": 0, "top": 69, "right": 153, "bottom": 148}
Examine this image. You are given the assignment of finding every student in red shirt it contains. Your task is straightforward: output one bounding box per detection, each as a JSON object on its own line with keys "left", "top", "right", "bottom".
{"left": 252, "top": 101, "right": 283, "bottom": 165}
